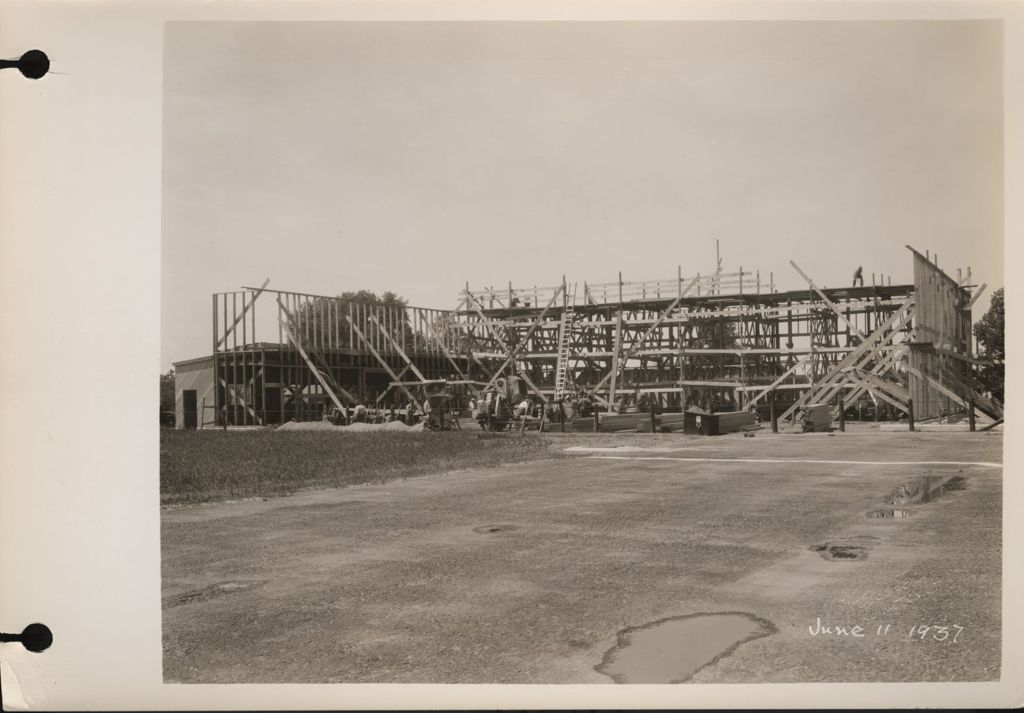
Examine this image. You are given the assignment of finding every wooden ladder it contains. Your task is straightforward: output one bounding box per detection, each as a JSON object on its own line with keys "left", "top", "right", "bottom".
{"left": 553, "top": 284, "right": 577, "bottom": 401}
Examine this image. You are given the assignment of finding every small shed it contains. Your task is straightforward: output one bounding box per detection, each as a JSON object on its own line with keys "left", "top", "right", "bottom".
{"left": 683, "top": 407, "right": 756, "bottom": 436}
{"left": 173, "top": 355, "right": 216, "bottom": 429}
{"left": 683, "top": 406, "right": 714, "bottom": 435}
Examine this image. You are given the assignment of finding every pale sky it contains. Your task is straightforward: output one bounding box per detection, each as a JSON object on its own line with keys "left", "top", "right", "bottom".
{"left": 162, "top": 20, "right": 1003, "bottom": 369}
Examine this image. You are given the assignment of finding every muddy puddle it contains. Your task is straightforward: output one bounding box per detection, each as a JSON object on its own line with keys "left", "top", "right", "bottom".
{"left": 885, "top": 475, "right": 967, "bottom": 505}
{"left": 596, "top": 612, "right": 775, "bottom": 683}
{"left": 810, "top": 535, "right": 879, "bottom": 561}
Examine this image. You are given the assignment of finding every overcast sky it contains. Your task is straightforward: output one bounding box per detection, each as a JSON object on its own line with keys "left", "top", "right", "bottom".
{"left": 162, "top": 20, "right": 1002, "bottom": 369}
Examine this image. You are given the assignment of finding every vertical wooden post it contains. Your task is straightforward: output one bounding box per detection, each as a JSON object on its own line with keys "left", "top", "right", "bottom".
{"left": 838, "top": 396, "right": 845, "bottom": 432}
{"left": 212, "top": 294, "right": 219, "bottom": 427}
{"left": 969, "top": 399, "right": 976, "bottom": 431}
{"left": 222, "top": 295, "right": 229, "bottom": 428}
{"left": 907, "top": 398, "right": 915, "bottom": 432}
{"left": 770, "top": 397, "right": 778, "bottom": 433}
{"left": 241, "top": 292, "right": 248, "bottom": 347}
{"left": 261, "top": 348, "right": 267, "bottom": 426}
{"left": 715, "top": 238, "right": 721, "bottom": 294}
{"left": 921, "top": 370, "right": 930, "bottom": 424}
{"left": 738, "top": 355, "right": 745, "bottom": 409}
{"left": 594, "top": 410, "right": 600, "bottom": 433}
{"left": 609, "top": 309, "right": 623, "bottom": 410}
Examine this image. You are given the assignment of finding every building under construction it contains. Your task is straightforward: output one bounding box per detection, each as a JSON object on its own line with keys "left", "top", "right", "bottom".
{"left": 173, "top": 245, "right": 1001, "bottom": 429}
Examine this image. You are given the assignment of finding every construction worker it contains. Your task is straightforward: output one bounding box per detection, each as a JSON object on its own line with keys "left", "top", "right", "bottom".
{"left": 515, "top": 397, "right": 530, "bottom": 417}
{"left": 853, "top": 266, "right": 864, "bottom": 287}
{"left": 562, "top": 395, "right": 576, "bottom": 421}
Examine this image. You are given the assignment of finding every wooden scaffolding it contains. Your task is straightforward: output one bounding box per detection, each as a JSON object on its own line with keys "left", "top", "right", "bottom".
{"left": 444, "top": 246, "right": 998, "bottom": 424}
{"left": 208, "top": 245, "right": 999, "bottom": 427}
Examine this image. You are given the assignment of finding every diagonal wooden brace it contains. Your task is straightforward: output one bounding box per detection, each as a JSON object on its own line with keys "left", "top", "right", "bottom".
{"left": 217, "top": 278, "right": 269, "bottom": 349}
{"left": 480, "top": 284, "right": 565, "bottom": 392}
{"left": 790, "top": 261, "right": 866, "bottom": 342}
{"left": 778, "top": 299, "right": 914, "bottom": 422}
{"left": 345, "top": 315, "right": 423, "bottom": 412}
{"left": 588, "top": 276, "right": 700, "bottom": 396}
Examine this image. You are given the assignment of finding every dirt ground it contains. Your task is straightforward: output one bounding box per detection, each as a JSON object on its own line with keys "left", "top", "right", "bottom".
{"left": 161, "top": 428, "right": 1002, "bottom": 683}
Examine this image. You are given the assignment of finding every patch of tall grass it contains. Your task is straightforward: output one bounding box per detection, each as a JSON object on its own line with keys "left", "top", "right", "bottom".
{"left": 160, "top": 430, "right": 553, "bottom": 505}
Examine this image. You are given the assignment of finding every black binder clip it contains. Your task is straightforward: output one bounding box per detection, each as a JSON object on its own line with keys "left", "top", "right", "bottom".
{"left": 0, "top": 623, "right": 52, "bottom": 653}
{"left": 0, "top": 49, "right": 50, "bottom": 79}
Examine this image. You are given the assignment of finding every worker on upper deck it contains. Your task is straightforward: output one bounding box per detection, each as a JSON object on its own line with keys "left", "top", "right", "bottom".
{"left": 852, "top": 266, "right": 864, "bottom": 287}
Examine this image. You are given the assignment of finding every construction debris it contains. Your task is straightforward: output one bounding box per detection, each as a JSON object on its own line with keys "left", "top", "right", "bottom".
{"left": 800, "top": 404, "right": 833, "bottom": 433}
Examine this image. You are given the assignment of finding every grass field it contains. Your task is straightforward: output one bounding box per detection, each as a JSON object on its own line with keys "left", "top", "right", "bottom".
{"left": 160, "top": 430, "right": 554, "bottom": 505}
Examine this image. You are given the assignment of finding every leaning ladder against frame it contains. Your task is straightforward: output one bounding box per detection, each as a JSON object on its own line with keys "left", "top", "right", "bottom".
{"left": 553, "top": 283, "right": 578, "bottom": 401}
{"left": 277, "top": 297, "right": 358, "bottom": 417}
{"left": 464, "top": 284, "right": 566, "bottom": 402}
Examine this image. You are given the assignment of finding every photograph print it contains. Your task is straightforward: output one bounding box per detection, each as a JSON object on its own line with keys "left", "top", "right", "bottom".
{"left": 159, "top": 19, "right": 1004, "bottom": 685}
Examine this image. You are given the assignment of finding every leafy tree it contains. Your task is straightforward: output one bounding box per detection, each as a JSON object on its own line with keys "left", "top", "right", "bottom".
{"left": 160, "top": 368, "right": 175, "bottom": 413}
{"left": 974, "top": 287, "right": 1004, "bottom": 401}
{"left": 295, "top": 290, "right": 415, "bottom": 350}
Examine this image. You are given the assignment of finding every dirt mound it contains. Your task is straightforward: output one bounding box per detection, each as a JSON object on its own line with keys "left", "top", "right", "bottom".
{"left": 275, "top": 421, "right": 338, "bottom": 432}
{"left": 275, "top": 420, "right": 425, "bottom": 433}
{"left": 345, "top": 421, "right": 425, "bottom": 433}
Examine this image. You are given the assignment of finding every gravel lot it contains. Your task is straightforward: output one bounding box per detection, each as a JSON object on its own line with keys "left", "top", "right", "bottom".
{"left": 162, "top": 429, "right": 1002, "bottom": 683}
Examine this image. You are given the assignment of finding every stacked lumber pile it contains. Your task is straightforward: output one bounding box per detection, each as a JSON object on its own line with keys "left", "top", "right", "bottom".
{"left": 601, "top": 413, "right": 645, "bottom": 432}
{"left": 659, "top": 413, "right": 686, "bottom": 432}
{"left": 800, "top": 404, "right": 833, "bottom": 432}
{"left": 714, "top": 410, "right": 757, "bottom": 434}
{"left": 540, "top": 416, "right": 598, "bottom": 432}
